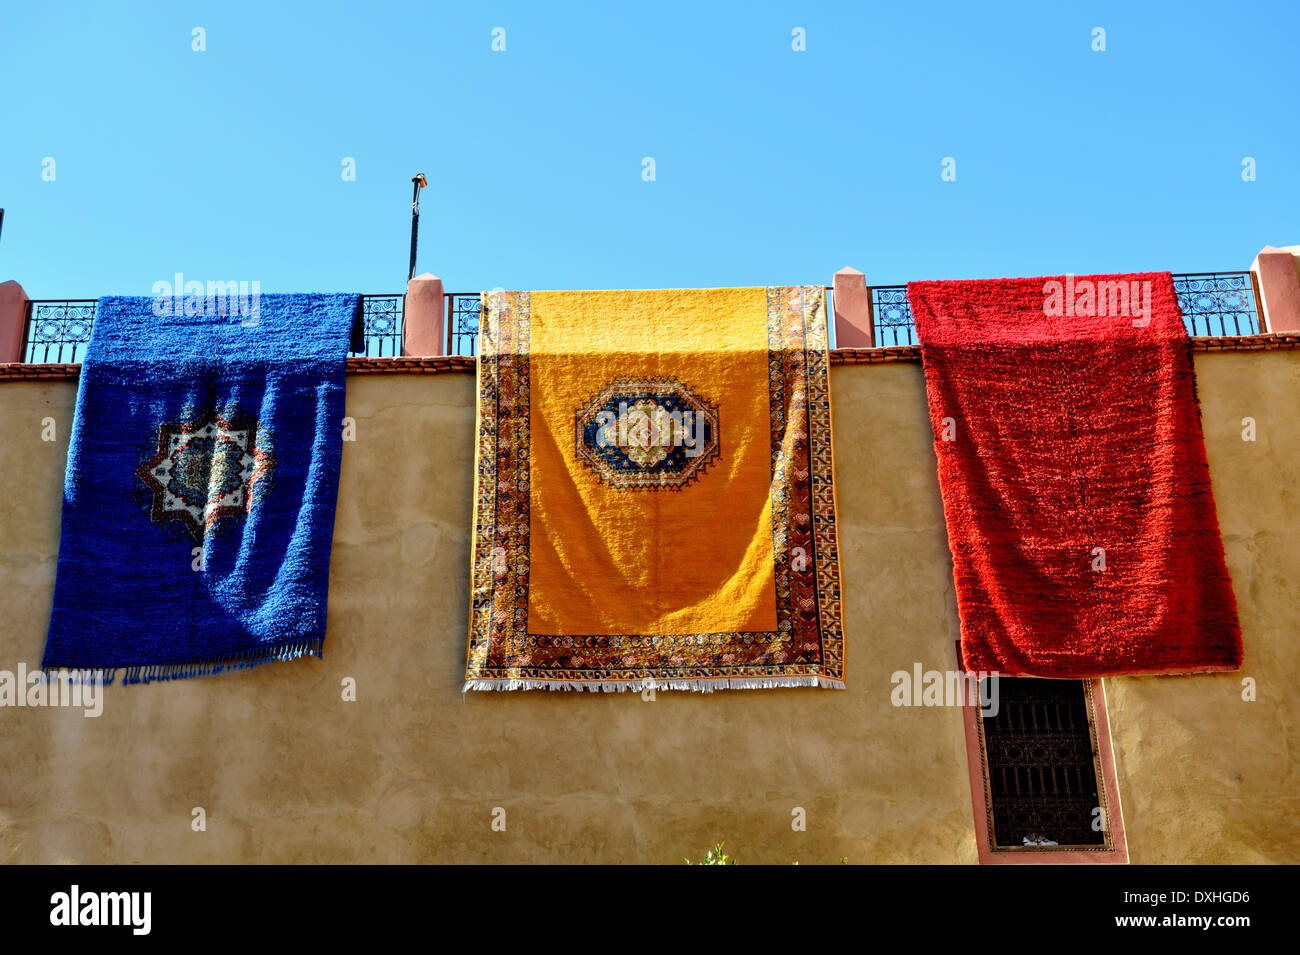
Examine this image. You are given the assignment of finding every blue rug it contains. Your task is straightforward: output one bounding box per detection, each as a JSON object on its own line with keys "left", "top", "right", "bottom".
{"left": 43, "top": 293, "right": 362, "bottom": 683}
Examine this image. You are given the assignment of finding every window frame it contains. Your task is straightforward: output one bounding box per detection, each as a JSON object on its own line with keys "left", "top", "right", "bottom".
{"left": 959, "top": 667, "right": 1129, "bottom": 864}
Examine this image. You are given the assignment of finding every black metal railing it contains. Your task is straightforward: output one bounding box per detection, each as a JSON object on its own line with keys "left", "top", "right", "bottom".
{"left": 22, "top": 300, "right": 97, "bottom": 363}
{"left": 864, "top": 272, "right": 1263, "bottom": 345}
{"left": 869, "top": 285, "right": 916, "bottom": 347}
{"left": 1172, "top": 271, "right": 1262, "bottom": 336}
{"left": 446, "top": 293, "right": 481, "bottom": 356}
{"left": 11, "top": 272, "right": 1272, "bottom": 363}
{"left": 20, "top": 295, "right": 406, "bottom": 361}
{"left": 351, "top": 295, "right": 404, "bottom": 357}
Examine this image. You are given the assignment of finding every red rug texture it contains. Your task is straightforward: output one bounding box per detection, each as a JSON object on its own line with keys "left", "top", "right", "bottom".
{"left": 907, "top": 272, "right": 1242, "bottom": 678}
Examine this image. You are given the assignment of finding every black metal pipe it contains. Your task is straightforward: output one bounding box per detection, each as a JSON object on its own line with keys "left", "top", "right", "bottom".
{"left": 408, "top": 175, "right": 426, "bottom": 281}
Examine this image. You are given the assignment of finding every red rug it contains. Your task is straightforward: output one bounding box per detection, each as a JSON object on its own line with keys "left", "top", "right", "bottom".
{"left": 907, "top": 272, "right": 1242, "bottom": 677}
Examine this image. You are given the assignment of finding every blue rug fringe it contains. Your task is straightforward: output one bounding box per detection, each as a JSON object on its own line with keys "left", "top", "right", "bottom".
{"left": 44, "top": 638, "right": 323, "bottom": 686}
{"left": 31, "top": 667, "right": 114, "bottom": 686}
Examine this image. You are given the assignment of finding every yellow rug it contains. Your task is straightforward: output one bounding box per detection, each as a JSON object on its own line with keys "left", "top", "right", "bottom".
{"left": 465, "top": 286, "right": 845, "bottom": 691}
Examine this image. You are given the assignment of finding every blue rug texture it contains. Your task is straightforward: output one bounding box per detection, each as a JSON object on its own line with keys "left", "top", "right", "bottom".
{"left": 42, "top": 293, "right": 362, "bottom": 683}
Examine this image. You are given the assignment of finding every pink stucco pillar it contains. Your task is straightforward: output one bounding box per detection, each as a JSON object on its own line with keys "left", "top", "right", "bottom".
{"left": 0, "top": 280, "right": 30, "bottom": 363}
{"left": 832, "top": 267, "right": 874, "bottom": 348}
{"left": 1252, "top": 246, "right": 1300, "bottom": 334}
{"left": 403, "top": 273, "right": 445, "bottom": 356}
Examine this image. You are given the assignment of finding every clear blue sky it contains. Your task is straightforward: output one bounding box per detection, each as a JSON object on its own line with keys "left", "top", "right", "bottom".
{"left": 2, "top": 1, "right": 1296, "bottom": 298}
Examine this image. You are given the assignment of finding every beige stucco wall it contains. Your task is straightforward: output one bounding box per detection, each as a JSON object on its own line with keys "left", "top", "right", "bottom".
{"left": 1104, "top": 352, "right": 1300, "bottom": 864}
{"left": 0, "top": 354, "right": 1295, "bottom": 864}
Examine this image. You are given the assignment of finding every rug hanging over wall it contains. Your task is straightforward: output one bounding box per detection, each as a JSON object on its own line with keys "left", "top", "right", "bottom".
{"left": 465, "top": 287, "right": 845, "bottom": 692}
{"left": 907, "top": 272, "right": 1242, "bottom": 678}
{"left": 42, "top": 292, "right": 362, "bottom": 683}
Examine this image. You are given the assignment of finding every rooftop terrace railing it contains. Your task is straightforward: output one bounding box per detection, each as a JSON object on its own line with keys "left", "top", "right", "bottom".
{"left": 869, "top": 286, "right": 916, "bottom": 347}
{"left": 20, "top": 295, "right": 414, "bottom": 364}
{"left": 21, "top": 299, "right": 97, "bottom": 363}
{"left": 353, "top": 294, "right": 404, "bottom": 357}
{"left": 866, "top": 272, "right": 1264, "bottom": 347}
{"left": 447, "top": 293, "right": 481, "bottom": 357}
{"left": 15, "top": 273, "right": 1267, "bottom": 363}
{"left": 1172, "top": 272, "right": 1263, "bottom": 337}
{"left": 438, "top": 276, "right": 1269, "bottom": 356}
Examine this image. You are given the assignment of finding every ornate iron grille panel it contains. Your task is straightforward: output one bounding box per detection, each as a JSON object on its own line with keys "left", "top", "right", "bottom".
{"left": 869, "top": 285, "right": 916, "bottom": 346}
{"left": 977, "top": 676, "right": 1110, "bottom": 851}
{"left": 23, "top": 300, "right": 98, "bottom": 363}
{"left": 447, "top": 293, "right": 481, "bottom": 357}
{"left": 1172, "top": 271, "right": 1261, "bottom": 336}
{"left": 351, "top": 295, "right": 404, "bottom": 357}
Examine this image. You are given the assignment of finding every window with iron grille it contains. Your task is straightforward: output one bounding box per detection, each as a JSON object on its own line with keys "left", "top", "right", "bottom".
{"left": 975, "top": 676, "right": 1113, "bottom": 852}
